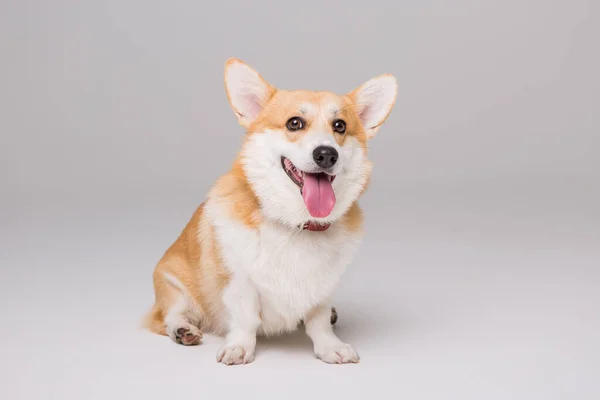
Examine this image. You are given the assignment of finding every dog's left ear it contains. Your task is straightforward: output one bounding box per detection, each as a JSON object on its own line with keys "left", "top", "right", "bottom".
{"left": 224, "top": 58, "right": 275, "bottom": 129}
{"left": 348, "top": 74, "right": 397, "bottom": 139}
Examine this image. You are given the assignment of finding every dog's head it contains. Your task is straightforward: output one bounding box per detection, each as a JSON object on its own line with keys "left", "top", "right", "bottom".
{"left": 224, "top": 58, "right": 397, "bottom": 229}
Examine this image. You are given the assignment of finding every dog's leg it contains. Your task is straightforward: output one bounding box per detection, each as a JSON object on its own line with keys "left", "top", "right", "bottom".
{"left": 158, "top": 272, "right": 203, "bottom": 346}
{"left": 217, "top": 276, "right": 260, "bottom": 365}
{"left": 300, "top": 307, "right": 338, "bottom": 327}
{"left": 143, "top": 266, "right": 203, "bottom": 346}
{"left": 163, "top": 296, "right": 203, "bottom": 346}
{"left": 304, "top": 303, "right": 359, "bottom": 364}
{"left": 330, "top": 307, "right": 338, "bottom": 325}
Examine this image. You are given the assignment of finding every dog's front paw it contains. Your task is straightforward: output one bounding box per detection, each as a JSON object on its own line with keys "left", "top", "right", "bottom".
{"left": 315, "top": 343, "right": 360, "bottom": 364}
{"left": 217, "top": 342, "right": 256, "bottom": 366}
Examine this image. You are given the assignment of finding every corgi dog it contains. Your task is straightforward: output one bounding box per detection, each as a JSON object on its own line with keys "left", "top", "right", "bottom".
{"left": 143, "top": 58, "right": 397, "bottom": 365}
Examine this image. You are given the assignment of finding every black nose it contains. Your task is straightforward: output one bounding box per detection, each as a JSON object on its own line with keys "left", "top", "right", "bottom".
{"left": 313, "top": 146, "right": 339, "bottom": 169}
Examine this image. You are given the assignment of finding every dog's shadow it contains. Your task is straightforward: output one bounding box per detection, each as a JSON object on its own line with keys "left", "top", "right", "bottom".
{"left": 255, "top": 304, "right": 400, "bottom": 357}
{"left": 256, "top": 329, "right": 312, "bottom": 356}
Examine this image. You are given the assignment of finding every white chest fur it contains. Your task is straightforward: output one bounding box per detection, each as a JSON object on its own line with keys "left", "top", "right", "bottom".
{"left": 206, "top": 200, "right": 362, "bottom": 336}
{"left": 252, "top": 221, "right": 361, "bottom": 335}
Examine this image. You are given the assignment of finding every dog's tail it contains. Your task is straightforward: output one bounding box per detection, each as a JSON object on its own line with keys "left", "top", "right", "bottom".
{"left": 141, "top": 305, "right": 167, "bottom": 336}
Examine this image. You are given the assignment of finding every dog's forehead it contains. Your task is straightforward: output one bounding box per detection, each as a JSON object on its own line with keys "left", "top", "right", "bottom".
{"left": 278, "top": 90, "right": 344, "bottom": 119}
{"left": 299, "top": 102, "right": 340, "bottom": 120}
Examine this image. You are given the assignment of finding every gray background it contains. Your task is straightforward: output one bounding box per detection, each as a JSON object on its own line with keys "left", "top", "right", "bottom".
{"left": 1, "top": 0, "right": 599, "bottom": 399}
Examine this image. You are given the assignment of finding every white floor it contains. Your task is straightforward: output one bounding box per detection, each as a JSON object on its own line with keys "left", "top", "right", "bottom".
{"left": 1, "top": 186, "right": 599, "bottom": 400}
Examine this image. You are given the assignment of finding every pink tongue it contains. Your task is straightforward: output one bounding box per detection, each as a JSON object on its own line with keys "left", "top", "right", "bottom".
{"left": 302, "top": 173, "right": 336, "bottom": 218}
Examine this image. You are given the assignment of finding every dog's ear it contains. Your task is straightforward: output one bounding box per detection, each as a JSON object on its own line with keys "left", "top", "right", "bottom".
{"left": 224, "top": 58, "right": 275, "bottom": 129}
{"left": 348, "top": 74, "right": 397, "bottom": 139}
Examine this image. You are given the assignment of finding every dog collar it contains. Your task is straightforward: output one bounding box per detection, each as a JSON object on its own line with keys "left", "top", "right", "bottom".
{"left": 300, "top": 221, "right": 331, "bottom": 231}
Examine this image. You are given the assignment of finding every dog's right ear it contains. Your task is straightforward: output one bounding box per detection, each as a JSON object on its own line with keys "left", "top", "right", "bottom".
{"left": 224, "top": 58, "right": 275, "bottom": 129}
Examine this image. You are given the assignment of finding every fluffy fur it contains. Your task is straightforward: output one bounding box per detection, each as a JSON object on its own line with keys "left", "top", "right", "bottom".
{"left": 143, "top": 58, "right": 397, "bottom": 365}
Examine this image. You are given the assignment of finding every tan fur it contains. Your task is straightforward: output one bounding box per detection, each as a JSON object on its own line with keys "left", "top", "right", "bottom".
{"left": 143, "top": 175, "right": 365, "bottom": 338}
{"left": 340, "top": 201, "right": 364, "bottom": 233}
{"left": 143, "top": 203, "right": 231, "bottom": 337}
{"left": 247, "top": 90, "right": 369, "bottom": 150}
{"left": 143, "top": 59, "right": 386, "bottom": 341}
{"left": 210, "top": 158, "right": 263, "bottom": 229}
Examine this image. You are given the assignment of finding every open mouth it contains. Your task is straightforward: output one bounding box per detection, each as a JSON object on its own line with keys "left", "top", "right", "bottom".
{"left": 281, "top": 156, "right": 336, "bottom": 218}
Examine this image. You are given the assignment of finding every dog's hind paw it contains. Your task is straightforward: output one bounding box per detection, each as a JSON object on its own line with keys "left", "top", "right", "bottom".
{"left": 171, "top": 324, "right": 203, "bottom": 346}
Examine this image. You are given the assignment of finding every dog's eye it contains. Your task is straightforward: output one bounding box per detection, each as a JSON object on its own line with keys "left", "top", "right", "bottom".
{"left": 332, "top": 119, "right": 346, "bottom": 134}
{"left": 286, "top": 117, "right": 305, "bottom": 131}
